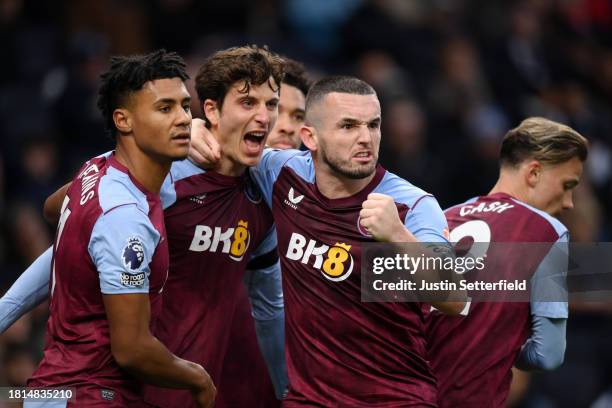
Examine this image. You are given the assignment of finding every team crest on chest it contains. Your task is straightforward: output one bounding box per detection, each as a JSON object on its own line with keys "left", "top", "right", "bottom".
{"left": 244, "top": 178, "right": 263, "bottom": 204}
{"left": 356, "top": 215, "right": 372, "bottom": 237}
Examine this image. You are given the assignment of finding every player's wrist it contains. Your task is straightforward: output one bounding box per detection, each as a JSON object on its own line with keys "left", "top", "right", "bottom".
{"left": 388, "top": 224, "right": 416, "bottom": 243}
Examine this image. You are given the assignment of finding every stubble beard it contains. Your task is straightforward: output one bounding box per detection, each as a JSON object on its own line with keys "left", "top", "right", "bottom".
{"left": 321, "top": 148, "right": 377, "bottom": 180}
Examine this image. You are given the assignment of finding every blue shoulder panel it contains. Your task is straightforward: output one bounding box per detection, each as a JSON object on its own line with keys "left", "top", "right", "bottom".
{"left": 98, "top": 166, "right": 150, "bottom": 215}
{"left": 249, "top": 148, "right": 311, "bottom": 207}
{"left": 90, "top": 171, "right": 160, "bottom": 294}
{"left": 89, "top": 204, "right": 160, "bottom": 295}
{"left": 373, "top": 171, "right": 449, "bottom": 244}
{"left": 161, "top": 159, "right": 207, "bottom": 209}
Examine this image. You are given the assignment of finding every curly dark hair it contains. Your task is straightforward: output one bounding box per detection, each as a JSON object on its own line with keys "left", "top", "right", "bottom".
{"left": 97, "top": 49, "right": 189, "bottom": 139}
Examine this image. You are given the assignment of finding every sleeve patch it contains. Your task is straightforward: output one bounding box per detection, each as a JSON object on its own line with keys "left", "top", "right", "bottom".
{"left": 120, "top": 271, "right": 146, "bottom": 287}
{"left": 121, "top": 236, "right": 146, "bottom": 272}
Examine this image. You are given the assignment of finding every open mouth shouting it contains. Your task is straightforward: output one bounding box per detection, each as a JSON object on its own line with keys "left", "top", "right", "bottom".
{"left": 242, "top": 130, "right": 267, "bottom": 157}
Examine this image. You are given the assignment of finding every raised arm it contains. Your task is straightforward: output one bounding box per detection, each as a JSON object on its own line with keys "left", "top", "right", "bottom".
{"left": 360, "top": 193, "right": 466, "bottom": 315}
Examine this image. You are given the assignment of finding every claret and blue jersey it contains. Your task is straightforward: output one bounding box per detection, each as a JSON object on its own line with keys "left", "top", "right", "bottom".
{"left": 16, "top": 153, "right": 282, "bottom": 407}
{"left": 426, "top": 192, "right": 569, "bottom": 408}
{"left": 249, "top": 148, "right": 451, "bottom": 407}
{"left": 143, "top": 158, "right": 279, "bottom": 407}
{"left": 29, "top": 153, "right": 168, "bottom": 406}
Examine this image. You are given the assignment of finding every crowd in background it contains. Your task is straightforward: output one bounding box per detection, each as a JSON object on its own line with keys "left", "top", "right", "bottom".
{"left": 1, "top": 0, "right": 611, "bottom": 406}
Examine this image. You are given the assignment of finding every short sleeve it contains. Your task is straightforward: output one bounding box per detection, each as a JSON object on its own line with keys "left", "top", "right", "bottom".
{"left": 250, "top": 148, "right": 306, "bottom": 207}
{"left": 88, "top": 204, "right": 160, "bottom": 294}
{"left": 530, "top": 232, "right": 569, "bottom": 318}
{"left": 405, "top": 195, "right": 451, "bottom": 245}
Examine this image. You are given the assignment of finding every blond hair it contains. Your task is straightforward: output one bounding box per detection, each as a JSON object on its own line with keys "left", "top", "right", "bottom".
{"left": 500, "top": 117, "right": 588, "bottom": 167}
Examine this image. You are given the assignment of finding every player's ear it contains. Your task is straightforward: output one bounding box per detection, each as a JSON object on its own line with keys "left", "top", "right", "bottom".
{"left": 203, "top": 99, "right": 220, "bottom": 128}
{"left": 300, "top": 124, "right": 318, "bottom": 152}
{"left": 525, "top": 160, "right": 541, "bottom": 187}
{"left": 113, "top": 108, "right": 132, "bottom": 134}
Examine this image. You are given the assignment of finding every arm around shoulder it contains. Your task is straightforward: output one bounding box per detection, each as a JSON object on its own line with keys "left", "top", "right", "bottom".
{"left": 43, "top": 182, "right": 71, "bottom": 224}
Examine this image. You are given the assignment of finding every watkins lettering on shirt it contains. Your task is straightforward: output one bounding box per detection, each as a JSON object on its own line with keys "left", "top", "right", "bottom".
{"left": 77, "top": 162, "right": 101, "bottom": 205}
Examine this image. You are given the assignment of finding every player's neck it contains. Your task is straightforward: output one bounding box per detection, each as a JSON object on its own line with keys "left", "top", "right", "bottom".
{"left": 489, "top": 175, "right": 528, "bottom": 203}
{"left": 213, "top": 156, "right": 246, "bottom": 177}
{"left": 114, "top": 143, "right": 171, "bottom": 194}
{"left": 210, "top": 128, "right": 246, "bottom": 177}
{"left": 314, "top": 164, "right": 375, "bottom": 199}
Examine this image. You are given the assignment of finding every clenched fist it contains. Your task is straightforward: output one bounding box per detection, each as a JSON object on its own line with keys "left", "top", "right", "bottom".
{"left": 360, "top": 193, "right": 417, "bottom": 242}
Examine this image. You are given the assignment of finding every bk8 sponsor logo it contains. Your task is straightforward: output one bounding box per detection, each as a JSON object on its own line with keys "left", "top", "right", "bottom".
{"left": 285, "top": 232, "right": 354, "bottom": 282}
{"left": 189, "top": 220, "right": 250, "bottom": 261}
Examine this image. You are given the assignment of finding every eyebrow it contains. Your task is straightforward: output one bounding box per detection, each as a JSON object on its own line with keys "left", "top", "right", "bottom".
{"left": 338, "top": 117, "right": 381, "bottom": 124}
{"left": 155, "top": 96, "right": 191, "bottom": 105}
{"left": 338, "top": 118, "right": 361, "bottom": 125}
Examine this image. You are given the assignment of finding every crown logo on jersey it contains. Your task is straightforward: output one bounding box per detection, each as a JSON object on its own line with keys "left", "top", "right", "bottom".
{"left": 334, "top": 242, "right": 352, "bottom": 252}
{"left": 228, "top": 219, "right": 251, "bottom": 262}
{"left": 285, "top": 233, "right": 355, "bottom": 283}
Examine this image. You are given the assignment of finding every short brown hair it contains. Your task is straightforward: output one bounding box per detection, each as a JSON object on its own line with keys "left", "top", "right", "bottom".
{"left": 305, "top": 76, "right": 376, "bottom": 112}
{"left": 195, "top": 45, "right": 284, "bottom": 126}
{"left": 304, "top": 76, "right": 376, "bottom": 127}
{"left": 500, "top": 117, "right": 588, "bottom": 167}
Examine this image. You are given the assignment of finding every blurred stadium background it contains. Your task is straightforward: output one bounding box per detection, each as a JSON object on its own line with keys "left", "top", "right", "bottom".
{"left": 1, "top": 0, "right": 611, "bottom": 407}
